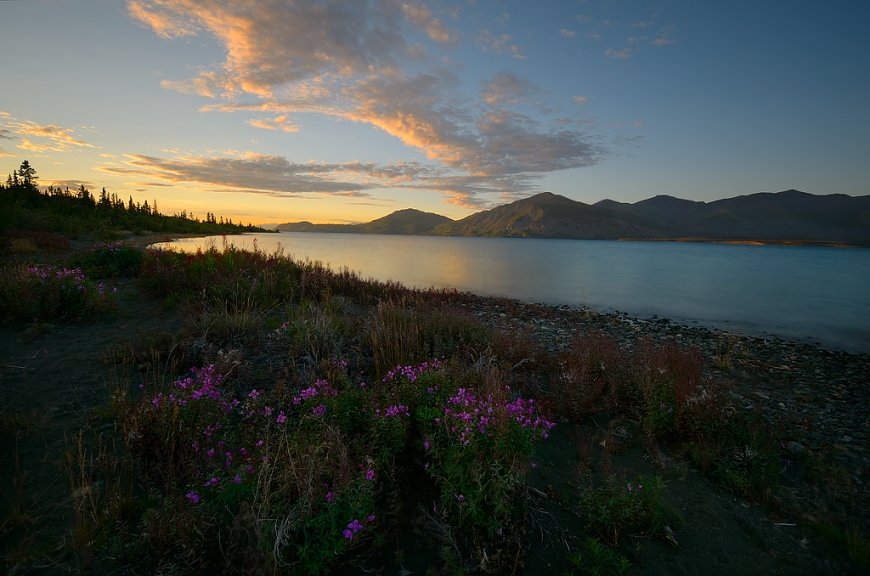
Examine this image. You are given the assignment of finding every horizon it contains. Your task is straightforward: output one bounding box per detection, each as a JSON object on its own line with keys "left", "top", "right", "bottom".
{"left": 274, "top": 188, "right": 864, "bottom": 227}
{"left": 2, "top": 1, "right": 868, "bottom": 225}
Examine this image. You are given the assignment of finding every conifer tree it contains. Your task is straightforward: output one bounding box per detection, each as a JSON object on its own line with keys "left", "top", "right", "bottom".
{"left": 17, "top": 160, "right": 37, "bottom": 188}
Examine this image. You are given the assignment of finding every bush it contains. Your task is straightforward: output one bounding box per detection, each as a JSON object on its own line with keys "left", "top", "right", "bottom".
{"left": 114, "top": 357, "right": 555, "bottom": 573}
{"left": 0, "top": 263, "right": 115, "bottom": 324}
{"left": 577, "top": 474, "right": 679, "bottom": 546}
{"left": 72, "top": 242, "right": 144, "bottom": 278}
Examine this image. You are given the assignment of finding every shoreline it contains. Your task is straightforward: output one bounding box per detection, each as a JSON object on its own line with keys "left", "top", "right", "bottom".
{"left": 142, "top": 232, "right": 869, "bottom": 356}
{"left": 454, "top": 293, "right": 869, "bottom": 506}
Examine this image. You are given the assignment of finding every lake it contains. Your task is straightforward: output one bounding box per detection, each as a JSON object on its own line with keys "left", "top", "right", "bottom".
{"left": 153, "top": 232, "right": 870, "bottom": 354}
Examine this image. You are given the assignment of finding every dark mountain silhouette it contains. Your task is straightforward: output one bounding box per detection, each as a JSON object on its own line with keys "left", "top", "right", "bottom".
{"left": 433, "top": 192, "right": 656, "bottom": 238}
{"left": 277, "top": 208, "right": 451, "bottom": 235}
{"left": 361, "top": 208, "right": 453, "bottom": 234}
{"left": 275, "top": 190, "right": 870, "bottom": 245}
{"left": 599, "top": 189, "right": 870, "bottom": 244}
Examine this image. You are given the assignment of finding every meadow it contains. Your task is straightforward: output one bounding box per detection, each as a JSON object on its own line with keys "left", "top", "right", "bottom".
{"left": 0, "top": 234, "right": 867, "bottom": 575}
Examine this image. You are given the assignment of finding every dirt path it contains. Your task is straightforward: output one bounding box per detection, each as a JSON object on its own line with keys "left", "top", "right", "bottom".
{"left": 0, "top": 279, "right": 182, "bottom": 572}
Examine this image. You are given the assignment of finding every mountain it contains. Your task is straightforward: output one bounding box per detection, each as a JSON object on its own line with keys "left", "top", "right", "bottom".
{"left": 596, "top": 195, "right": 707, "bottom": 235}
{"left": 599, "top": 189, "right": 870, "bottom": 244}
{"left": 275, "top": 190, "right": 870, "bottom": 245}
{"left": 359, "top": 209, "right": 453, "bottom": 234}
{"left": 276, "top": 208, "right": 452, "bottom": 235}
{"left": 433, "top": 192, "right": 656, "bottom": 238}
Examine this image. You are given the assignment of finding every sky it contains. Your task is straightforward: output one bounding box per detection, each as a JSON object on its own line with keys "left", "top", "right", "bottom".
{"left": 1, "top": 1, "right": 868, "bottom": 226}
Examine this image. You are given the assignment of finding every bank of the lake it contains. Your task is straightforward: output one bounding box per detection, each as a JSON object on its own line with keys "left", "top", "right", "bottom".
{"left": 2, "top": 234, "right": 867, "bottom": 574}
{"left": 155, "top": 232, "right": 870, "bottom": 354}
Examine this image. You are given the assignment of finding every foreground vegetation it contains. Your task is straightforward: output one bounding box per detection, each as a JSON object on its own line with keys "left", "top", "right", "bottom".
{"left": 3, "top": 236, "right": 864, "bottom": 575}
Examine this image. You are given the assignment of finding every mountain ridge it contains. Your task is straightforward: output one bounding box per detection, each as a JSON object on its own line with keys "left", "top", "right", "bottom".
{"left": 275, "top": 190, "right": 870, "bottom": 245}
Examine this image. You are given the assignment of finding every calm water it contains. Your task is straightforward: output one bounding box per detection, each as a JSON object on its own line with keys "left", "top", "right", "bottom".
{"left": 154, "top": 232, "right": 870, "bottom": 353}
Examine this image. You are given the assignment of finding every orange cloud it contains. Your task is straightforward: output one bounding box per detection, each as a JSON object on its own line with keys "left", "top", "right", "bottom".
{"left": 4, "top": 120, "right": 95, "bottom": 153}
{"left": 248, "top": 115, "right": 300, "bottom": 133}
{"left": 130, "top": 1, "right": 603, "bottom": 206}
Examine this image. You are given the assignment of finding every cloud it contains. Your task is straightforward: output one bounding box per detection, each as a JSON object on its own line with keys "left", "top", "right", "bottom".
{"left": 481, "top": 72, "right": 536, "bottom": 106}
{"left": 248, "top": 115, "right": 300, "bottom": 133}
{"left": 401, "top": 3, "right": 455, "bottom": 44}
{"left": 129, "top": 0, "right": 604, "bottom": 206}
{"left": 0, "top": 128, "right": 14, "bottom": 140}
{"left": 41, "top": 179, "right": 97, "bottom": 191}
{"left": 477, "top": 29, "right": 525, "bottom": 60}
{"left": 99, "top": 152, "right": 377, "bottom": 196}
{"left": 8, "top": 120, "right": 95, "bottom": 153}
{"left": 130, "top": 0, "right": 410, "bottom": 97}
{"left": 574, "top": 95, "right": 588, "bottom": 105}
{"left": 653, "top": 26, "right": 677, "bottom": 46}
{"left": 559, "top": 28, "right": 576, "bottom": 38}
{"left": 0, "top": 146, "right": 15, "bottom": 159}
{"left": 604, "top": 47, "right": 631, "bottom": 59}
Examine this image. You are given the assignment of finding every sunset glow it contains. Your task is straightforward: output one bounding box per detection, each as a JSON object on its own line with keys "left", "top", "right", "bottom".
{"left": 1, "top": 1, "right": 867, "bottom": 225}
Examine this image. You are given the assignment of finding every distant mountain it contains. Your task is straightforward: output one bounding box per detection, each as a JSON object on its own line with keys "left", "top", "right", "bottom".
{"left": 276, "top": 190, "right": 870, "bottom": 245}
{"left": 275, "top": 221, "right": 353, "bottom": 233}
{"left": 360, "top": 208, "right": 453, "bottom": 234}
{"left": 596, "top": 195, "right": 706, "bottom": 236}
{"left": 277, "top": 208, "right": 452, "bottom": 235}
{"left": 433, "top": 192, "right": 656, "bottom": 238}
{"left": 600, "top": 189, "right": 870, "bottom": 244}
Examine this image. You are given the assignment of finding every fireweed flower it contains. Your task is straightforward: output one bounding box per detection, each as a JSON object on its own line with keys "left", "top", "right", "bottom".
{"left": 186, "top": 490, "right": 201, "bottom": 504}
{"left": 365, "top": 468, "right": 375, "bottom": 481}
{"left": 382, "top": 359, "right": 443, "bottom": 384}
{"left": 343, "top": 518, "right": 365, "bottom": 541}
{"left": 312, "top": 404, "right": 326, "bottom": 417}
{"left": 382, "top": 404, "right": 410, "bottom": 418}
{"left": 326, "top": 491, "right": 334, "bottom": 504}
{"left": 276, "top": 411, "right": 287, "bottom": 424}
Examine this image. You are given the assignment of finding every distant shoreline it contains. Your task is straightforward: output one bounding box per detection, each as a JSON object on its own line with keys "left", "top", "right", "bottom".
{"left": 617, "top": 236, "right": 861, "bottom": 248}
{"left": 270, "top": 228, "right": 868, "bottom": 248}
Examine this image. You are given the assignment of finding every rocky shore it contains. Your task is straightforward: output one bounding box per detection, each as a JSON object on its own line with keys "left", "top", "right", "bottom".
{"left": 453, "top": 295, "right": 869, "bottom": 531}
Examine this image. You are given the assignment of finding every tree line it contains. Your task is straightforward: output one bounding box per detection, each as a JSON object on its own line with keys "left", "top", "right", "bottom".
{"left": 1, "top": 160, "right": 266, "bottom": 237}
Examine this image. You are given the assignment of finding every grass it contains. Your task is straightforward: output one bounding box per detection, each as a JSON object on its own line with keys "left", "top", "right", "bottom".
{"left": 576, "top": 474, "right": 679, "bottom": 546}
{"left": 565, "top": 537, "right": 631, "bottom": 576}
{"left": 1, "top": 241, "right": 864, "bottom": 574}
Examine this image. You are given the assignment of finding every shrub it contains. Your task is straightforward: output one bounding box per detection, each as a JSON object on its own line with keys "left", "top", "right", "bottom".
{"left": 72, "top": 242, "right": 144, "bottom": 278}
{"left": 0, "top": 263, "right": 115, "bottom": 324}
{"left": 577, "top": 474, "right": 679, "bottom": 546}
{"left": 114, "top": 357, "right": 555, "bottom": 573}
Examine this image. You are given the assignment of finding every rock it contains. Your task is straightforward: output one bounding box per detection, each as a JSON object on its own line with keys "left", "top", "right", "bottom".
{"left": 785, "top": 441, "right": 806, "bottom": 455}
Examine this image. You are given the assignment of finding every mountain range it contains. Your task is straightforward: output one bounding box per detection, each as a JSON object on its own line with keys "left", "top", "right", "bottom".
{"left": 276, "top": 190, "right": 870, "bottom": 245}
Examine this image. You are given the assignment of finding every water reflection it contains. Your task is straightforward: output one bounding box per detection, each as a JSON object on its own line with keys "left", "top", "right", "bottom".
{"left": 152, "top": 232, "right": 870, "bottom": 353}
